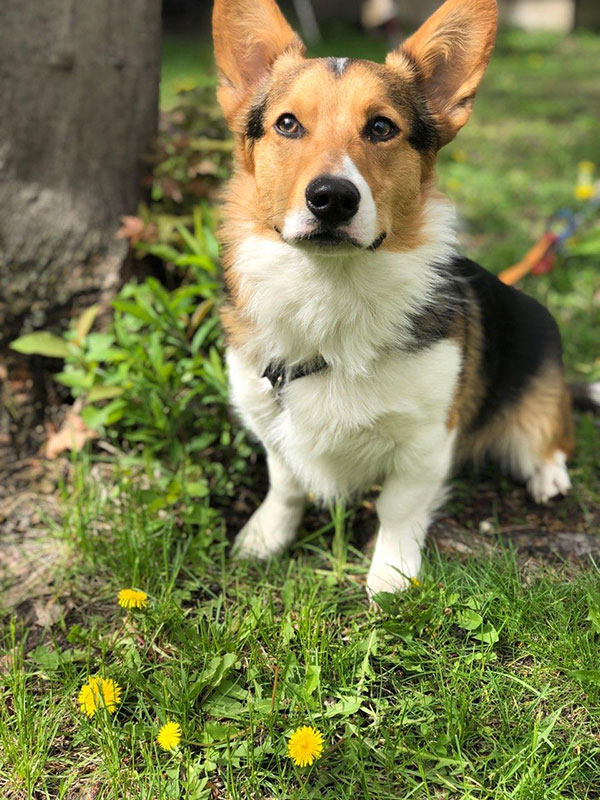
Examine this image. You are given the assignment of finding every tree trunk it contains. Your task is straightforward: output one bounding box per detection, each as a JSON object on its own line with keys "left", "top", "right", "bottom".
{"left": 0, "top": 0, "right": 162, "bottom": 342}
{"left": 575, "top": 0, "right": 600, "bottom": 29}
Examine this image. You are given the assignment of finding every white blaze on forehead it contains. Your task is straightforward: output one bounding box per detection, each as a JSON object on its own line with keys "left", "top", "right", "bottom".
{"left": 332, "top": 57, "right": 349, "bottom": 76}
{"left": 338, "top": 155, "right": 377, "bottom": 247}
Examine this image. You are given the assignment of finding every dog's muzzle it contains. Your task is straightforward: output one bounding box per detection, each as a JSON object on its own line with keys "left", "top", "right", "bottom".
{"left": 305, "top": 175, "right": 360, "bottom": 227}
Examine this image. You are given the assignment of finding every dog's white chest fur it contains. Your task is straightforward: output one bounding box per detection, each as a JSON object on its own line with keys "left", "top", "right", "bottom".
{"left": 226, "top": 198, "right": 462, "bottom": 500}
{"left": 228, "top": 341, "right": 462, "bottom": 499}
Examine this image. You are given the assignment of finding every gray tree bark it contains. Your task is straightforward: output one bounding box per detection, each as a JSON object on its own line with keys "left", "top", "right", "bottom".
{"left": 0, "top": 0, "right": 162, "bottom": 340}
{"left": 575, "top": 0, "right": 600, "bottom": 29}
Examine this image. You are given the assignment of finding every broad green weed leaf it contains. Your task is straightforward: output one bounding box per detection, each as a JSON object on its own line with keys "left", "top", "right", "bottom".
{"left": 323, "top": 695, "right": 363, "bottom": 718}
{"left": 568, "top": 669, "right": 600, "bottom": 685}
{"left": 55, "top": 369, "right": 93, "bottom": 390}
{"left": 305, "top": 664, "right": 321, "bottom": 697}
{"left": 175, "top": 221, "right": 204, "bottom": 255}
{"left": 81, "top": 399, "right": 126, "bottom": 429}
{"left": 198, "top": 723, "right": 241, "bottom": 745}
{"left": 86, "top": 385, "right": 124, "bottom": 403}
{"left": 184, "top": 480, "right": 209, "bottom": 499}
{"left": 29, "top": 645, "right": 61, "bottom": 672}
{"left": 456, "top": 608, "right": 484, "bottom": 631}
{"left": 189, "top": 653, "right": 238, "bottom": 703}
{"left": 586, "top": 591, "right": 600, "bottom": 634}
{"left": 10, "top": 331, "right": 69, "bottom": 358}
{"left": 472, "top": 623, "right": 499, "bottom": 646}
{"left": 111, "top": 299, "right": 155, "bottom": 323}
{"left": 85, "top": 332, "right": 116, "bottom": 360}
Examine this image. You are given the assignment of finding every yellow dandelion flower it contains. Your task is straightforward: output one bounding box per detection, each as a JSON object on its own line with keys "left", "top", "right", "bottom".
{"left": 78, "top": 676, "right": 122, "bottom": 717}
{"left": 157, "top": 721, "right": 182, "bottom": 751}
{"left": 287, "top": 726, "right": 324, "bottom": 767}
{"left": 410, "top": 577, "right": 421, "bottom": 587}
{"left": 118, "top": 588, "right": 148, "bottom": 609}
{"left": 575, "top": 184, "right": 595, "bottom": 202}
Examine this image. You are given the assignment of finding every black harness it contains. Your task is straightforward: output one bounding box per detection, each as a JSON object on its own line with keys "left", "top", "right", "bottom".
{"left": 263, "top": 356, "right": 328, "bottom": 392}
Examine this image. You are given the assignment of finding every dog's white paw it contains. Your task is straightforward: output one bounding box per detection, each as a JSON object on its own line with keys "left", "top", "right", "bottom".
{"left": 366, "top": 555, "right": 420, "bottom": 601}
{"left": 232, "top": 516, "right": 288, "bottom": 561}
{"left": 527, "top": 451, "right": 572, "bottom": 504}
{"left": 232, "top": 502, "right": 301, "bottom": 561}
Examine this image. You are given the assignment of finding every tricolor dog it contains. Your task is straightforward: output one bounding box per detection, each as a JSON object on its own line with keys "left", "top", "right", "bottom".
{"left": 212, "top": 0, "right": 599, "bottom": 597}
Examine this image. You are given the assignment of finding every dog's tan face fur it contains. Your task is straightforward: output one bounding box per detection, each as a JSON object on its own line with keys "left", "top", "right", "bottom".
{"left": 247, "top": 56, "right": 428, "bottom": 251}
{"left": 214, "top": 0, "right": 497, "bottom": 255}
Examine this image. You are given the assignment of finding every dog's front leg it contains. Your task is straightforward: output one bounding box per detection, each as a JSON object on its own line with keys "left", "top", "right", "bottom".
{"left": 233, "top": 450, "right": 305, "bottom": 560}
{"left": 367, "top": 430, "right": 454, "bottom": 599}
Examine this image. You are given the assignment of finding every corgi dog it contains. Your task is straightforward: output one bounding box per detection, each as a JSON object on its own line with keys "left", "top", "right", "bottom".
{"left": 212, "top": 0, "right": 597, "bottom": 598}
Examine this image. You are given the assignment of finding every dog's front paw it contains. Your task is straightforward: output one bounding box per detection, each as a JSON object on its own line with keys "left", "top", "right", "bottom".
{"left": 366, "top": 556, "right": 420, "bottom": 602}
{"left": 232, "top": 516, "right": 287, "bottom": 561}
{"left": 231, "top": 503, "right": 301, "bottom": 561}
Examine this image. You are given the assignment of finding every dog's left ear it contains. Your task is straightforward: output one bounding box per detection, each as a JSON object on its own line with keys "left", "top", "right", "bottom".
{"left": 213, "top": 0, "right": 304, "bottom": 125}
{"left": 387, "top": 0, "right": 497, "bottom": 146}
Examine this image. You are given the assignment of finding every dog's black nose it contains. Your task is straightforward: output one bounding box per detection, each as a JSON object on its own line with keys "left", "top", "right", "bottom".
{"left": 305, "top": 175, "right": 360, "bottom": 226}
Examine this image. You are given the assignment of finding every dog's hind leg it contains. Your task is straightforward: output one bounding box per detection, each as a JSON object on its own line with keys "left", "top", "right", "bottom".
{"left": 232, "top": 450, "right": 305, "bottom": 560}
{"left": 526, "top": 449, "right": 572, "bottom": 504}
{"left": 479, "top": 367, "right": 575, "bottom": 504}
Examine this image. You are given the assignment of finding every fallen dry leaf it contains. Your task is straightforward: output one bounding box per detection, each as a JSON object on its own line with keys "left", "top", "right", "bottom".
{"left": 159, "top": 176, "right": 183, "bottom": 203}
{"left": 33, "top": 597, "right": 64, "bottom": 627}
{"left": 116, "top": 215, "right": 157, "bottom": 245}
{"left": 45, "top": 404, "right": 98, "bottom": 459}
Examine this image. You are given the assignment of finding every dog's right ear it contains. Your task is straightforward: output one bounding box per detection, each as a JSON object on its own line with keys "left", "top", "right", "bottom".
{"left": 388, "top": 0, "right": 497, "bottom": 146}
{"left": 213, "top": 0, "right": 304, "bottom": 125}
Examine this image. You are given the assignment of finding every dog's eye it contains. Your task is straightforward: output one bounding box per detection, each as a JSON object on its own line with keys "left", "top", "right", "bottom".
{"left": 274, "top": 113, "right": 304, "bottom": 138}
{"left": 366, "top": 116, "right": 399, "bottom": 142}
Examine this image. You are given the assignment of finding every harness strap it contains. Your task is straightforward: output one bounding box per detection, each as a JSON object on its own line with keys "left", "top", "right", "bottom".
{"left": 263, "top": 356, "right": 328, "bottom": 391}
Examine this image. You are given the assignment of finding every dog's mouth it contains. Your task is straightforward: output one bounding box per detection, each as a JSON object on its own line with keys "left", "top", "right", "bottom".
{"left": 275, "top": 226, "right": 386, "bottom": 252}
{"left": 299, "top": 229, "right": 360, "bottom": 248}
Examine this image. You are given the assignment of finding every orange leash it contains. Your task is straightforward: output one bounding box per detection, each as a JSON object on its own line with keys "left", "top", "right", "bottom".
{"left": 498, "top": 232, "right": 557, "bottom": 286}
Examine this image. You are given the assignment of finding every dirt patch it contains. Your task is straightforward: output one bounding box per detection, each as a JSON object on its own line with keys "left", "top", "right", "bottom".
{"left": 431, "top": 465, "right": 600, "bottom": 563}
{"left": 224, "top": 462, "right": 600, "bottom": 567}
{"left": 0, "top": 350, "right": 70, "bottom": 626}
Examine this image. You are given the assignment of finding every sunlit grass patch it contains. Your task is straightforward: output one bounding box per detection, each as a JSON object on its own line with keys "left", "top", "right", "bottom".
{"left": 2, "top": 475, "right": 600, "bottom": 797}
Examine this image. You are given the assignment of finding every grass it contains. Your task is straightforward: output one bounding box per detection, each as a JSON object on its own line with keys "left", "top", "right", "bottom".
{"left": 2, "top": 467, "right": 600, "bottom": 799}
{"left": 1, "top": 25, "right": 600, "bottom": 800}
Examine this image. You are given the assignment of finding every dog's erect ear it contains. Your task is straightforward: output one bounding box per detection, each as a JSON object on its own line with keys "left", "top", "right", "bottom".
{"left": 387, "top": 0, "right": 497, "bottom": 146}
{"left": 213, "top": 0, "right": 304, "bottom": 124}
